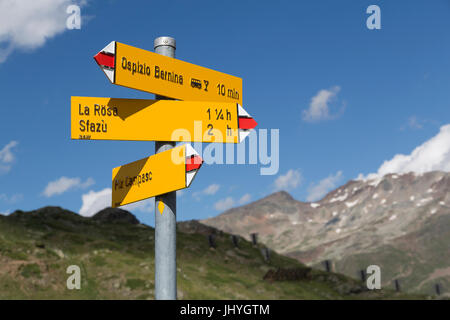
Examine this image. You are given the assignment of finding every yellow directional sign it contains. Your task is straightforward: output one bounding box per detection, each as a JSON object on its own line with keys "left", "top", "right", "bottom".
{"left": 94, "top": 41, "right": 243, "bottom": 104}
{"left": 112, "top": 144, "right": 203, "bottom": 208}
{"left": 71, "top": 96, "right": 256, "bottom": 143}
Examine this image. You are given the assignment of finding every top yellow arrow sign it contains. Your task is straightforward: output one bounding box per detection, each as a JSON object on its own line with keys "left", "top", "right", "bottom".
{"left": 94, "top": 41, "right": 243, "bottom": 104}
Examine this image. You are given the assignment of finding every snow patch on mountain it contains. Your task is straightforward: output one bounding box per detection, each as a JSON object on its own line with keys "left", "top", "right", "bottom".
{"left": 329, "top": 193, "right": 348, "bottom": 203}
{"left": 345, "top": 200, "right": 358, "bottom": 208}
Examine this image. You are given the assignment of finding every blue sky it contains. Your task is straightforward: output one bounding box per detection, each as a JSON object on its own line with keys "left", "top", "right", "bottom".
{"left": 1, "top": 0, "right": 449, "bottom": 226}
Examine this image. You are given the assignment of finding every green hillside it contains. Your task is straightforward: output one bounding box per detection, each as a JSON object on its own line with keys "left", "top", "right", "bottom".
{"left": 0, "top": 207, "right": 428, "bottom": 299}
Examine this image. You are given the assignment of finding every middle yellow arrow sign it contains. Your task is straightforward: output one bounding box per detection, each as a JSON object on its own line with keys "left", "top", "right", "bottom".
{"left": 71, "top": 96, "right": 257, "bottom": 143}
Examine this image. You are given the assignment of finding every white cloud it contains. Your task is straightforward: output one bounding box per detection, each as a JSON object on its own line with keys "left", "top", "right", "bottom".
{"left": 212, "top": 193, "right": 251, "bottom": 211}
{"left": 0, "top": 141, "right": 18, "bottom": 163}
{"left": 238, "top": 193, "right": 251, "bottom": 205}
{"left": 0, "top": 193, "right": 23, "bottom": 204}
{"left": 79, "top": 188, "right": 111, "bottom": 217}
{"left": 0, "top": 140, "right": 18, "bottom": 173}
{"left": 193, "top": 183, "right": 220, "bottom": 200}
{"left": 0, "top": 193, "right": 21, "bottom": 216}
{"left": 407, "top": 116, "right": 423, "bottom": 129}
{"left": 42, "top": 176, "right": 94, "bottom": 197}
{"left": 214, "top": 197, "right": 235, "bottom": 211}
{"left": 307, "top": 171, "right": 343, "bottom": 202}
{"left": 79, "top": 188, "right": 156, "bottom": 217}
{"left": 400, "top": 116, "right": 439, "bottom": 131}
{"left": 0, "top": 0, "right": 85, "bottom": 63}
{"left": 0, "top": 210, "right": 11, "bottom": 216}
{"left": 360, "top": 124, "right": 450, "bottom": 180}
{"left": 302, "top": 86, "right": 342, "bottom": 122}
{"left": 203, "top": 184, "right": 220, "bottom": 195}
{"left": 274, "top": 169, "right": 302, "bottom": 191}
{"left": 122, "top": 198, "right": 154, "bottom": 213}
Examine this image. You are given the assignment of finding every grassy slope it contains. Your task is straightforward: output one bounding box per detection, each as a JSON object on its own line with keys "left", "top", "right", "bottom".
{"left": 0, "top": 207, "right": 428, "bottom": 300}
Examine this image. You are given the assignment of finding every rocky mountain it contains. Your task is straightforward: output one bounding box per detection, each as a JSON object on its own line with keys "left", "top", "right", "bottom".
{"left": 201, "top": 171, "right": 450, "bottom": 296}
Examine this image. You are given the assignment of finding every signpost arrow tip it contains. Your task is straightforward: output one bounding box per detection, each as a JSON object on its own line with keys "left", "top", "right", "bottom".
{"left": 94, "top": 41, "right": 116, "bottom": 83}
{"left": 238, "top": 104, "right": 257, "bottom": 142}
{"left": 185, "top": 144, "right": 203, "bottom": 187}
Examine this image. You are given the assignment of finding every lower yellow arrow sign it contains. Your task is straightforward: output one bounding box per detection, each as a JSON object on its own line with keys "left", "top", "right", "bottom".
{"left": 71, "top": 96, "right": 256, "bottom": 143}
{"left": 112, "top": 144, "right": 203, "bottom": 208}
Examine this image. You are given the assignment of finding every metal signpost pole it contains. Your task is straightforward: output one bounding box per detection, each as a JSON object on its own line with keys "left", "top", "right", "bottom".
{"left": 154, "top": 36, "right": 177, "bottom": 300}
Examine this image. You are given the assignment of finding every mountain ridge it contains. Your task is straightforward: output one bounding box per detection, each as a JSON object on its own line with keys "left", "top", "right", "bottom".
{"left": 202, "top": 170, "right": 450, "bottom": 296}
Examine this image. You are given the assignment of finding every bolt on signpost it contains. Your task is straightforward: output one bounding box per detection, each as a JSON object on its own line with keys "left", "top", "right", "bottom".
{"left": 73, "top": 36, "right": 257, "bottom": 300}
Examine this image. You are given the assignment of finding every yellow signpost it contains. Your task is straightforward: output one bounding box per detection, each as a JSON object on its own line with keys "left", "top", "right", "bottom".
{"left": 111, "top": 144, "right": 202, "bottom": 208}
{"left": 71, "top": 96, "right": 256, "bottom": 143}
{"left": 73, "top": 37, "right": 256, "bottom": 300}
{"left": 94, "top": 41, "right": 243, "bottom": 104}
